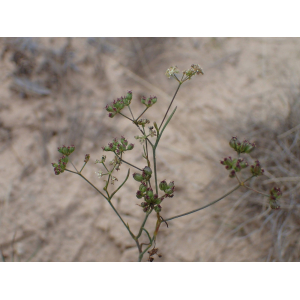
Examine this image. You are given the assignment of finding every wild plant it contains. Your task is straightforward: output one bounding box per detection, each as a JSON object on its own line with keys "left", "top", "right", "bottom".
{"left": 52, "top": 64, "right": 282, "bottom": 262}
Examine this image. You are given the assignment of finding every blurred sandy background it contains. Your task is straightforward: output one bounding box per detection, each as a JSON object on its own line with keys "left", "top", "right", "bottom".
{"left": 0, "top": 37, "right": 299, "bottom": 262}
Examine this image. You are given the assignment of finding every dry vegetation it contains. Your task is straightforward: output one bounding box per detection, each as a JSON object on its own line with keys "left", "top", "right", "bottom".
{"left": 0, "top": 37, "right": 299, "bottom": 261}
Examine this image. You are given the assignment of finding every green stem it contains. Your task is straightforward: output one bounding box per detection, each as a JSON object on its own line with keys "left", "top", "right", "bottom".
{"left": 114, "top": 152, "right": 143, "bottom": 171}
{"left": 128, "top": 105, "right": 134, "bottom": 120}
{"left": 136, "top": 208, "right": 153, "bottom": 239}
{"left": 65, "top": 168, "right": 78, "bottom": 175}
{"left": 142, "top": 228, "right": 152, "bottom": 244}
{"left": 135, "top": 239, "right": 142, "bottom": 254}
{"left": 69, "top": 158, "right": 79, "bottom": 173}
{"left": 159, "top": 82, "right": 182, "bottom": 130}
{"left": 153, "top": 147, "right": 158, "bottom": 195}
{"left": 243, "top": 185, "right": 269, "bottom": 197}
{"left": 107, "top": 197, "right": 135, "bottom": 239}
{"left": 155, "top": 107, "right": 177, "bottom": 148}
{"left": 164, "top": 182, "right": 244, "bottom": 222}
{"left": 119, "top": 112, "right": 133, "bottom": 122}
{"left": 78, "top": 173, "right": 108, "bottom": 200}
{"left": 110, "top": 169, "right": 130, "bottom": 199}
{"left": 138, "top": 239, "right": 154, "bottom": 262}
{"left": 136, "top": 107, "right": 149, "bottom": 121}
{"left": 102, "top": 162, "right": 110, "bottom": 173}
{"left": 80, "top": 162, "right": 87, "bottom": 173}
{"left": 133, "top": 123, "right": 154, "bottom": 147}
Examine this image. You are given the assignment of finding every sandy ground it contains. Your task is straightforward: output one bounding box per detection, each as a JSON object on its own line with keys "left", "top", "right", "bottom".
{"left": 0, "top": 37, "right": 299, "bottom": 262}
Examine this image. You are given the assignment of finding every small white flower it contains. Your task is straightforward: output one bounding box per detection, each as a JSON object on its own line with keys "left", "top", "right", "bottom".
{"left": 165, "top": 66, "right": 179, "bottom": 78}
{"left": 95, "top": 170, "right": 103, "bottom": 178}
{"left": 111, "top": 176, "right": 118, "bottom": 185}
{"left": 134, "top": 135, "right": 146, "bottom": 144}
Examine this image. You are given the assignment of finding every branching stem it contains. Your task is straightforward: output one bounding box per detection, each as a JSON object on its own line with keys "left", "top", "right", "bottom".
{"left": 159, "top": 82, "right": 182, "bottom": 130}
{"left": 164, "top": 176, "right": 254, "bottom": 222}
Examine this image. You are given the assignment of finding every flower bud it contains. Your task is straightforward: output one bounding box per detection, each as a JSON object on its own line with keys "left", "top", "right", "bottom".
{"left": 149, "top": 96, "right": 157, "bottom": 106}
{"left": 159, "top": 180, "right": 168, "bottom": 191}
{"left": 146, "top": 187, "right": 154, "bottom": 198}
{"left": 125, "top": 91, "right": 132, "bottom": 103}
{"left": 141, "top": 202, "right": 148, "bottom": 207}
{"left": 250, "top": 160, "right": 264, "bottom": 176}
{"left": 154, "top": 198, "right": 161, "bottom": 205}
{"left": 143, "top": 166, "right": 152, "bottom": 176}
{"left": 133, "top": 173, "right": 144, "bottom": 182}
{"left": 269, "top": 200, "right": 280, "bottom": 210}
{"left": 164, "top": 188, "right": 173, "bottom": 195}
{"left": 84, "top": 154, "right": 90, "bottom": 163}
{"left": 137, "top": 119, "right": 150, "bottom": 126}
{"left": 144, "top": 195, "right": 151, "bottom": 203}
{"left": 139, "top": 183, "right": 147, "bottom": 193}
{"left": 120, "top": 136, "right": 128, "bottom": 146}
{"left": 136, "top": 190, "right": 143, "bottom": 199}
{"left": 106, "top": 105, "right": 114, "bottom": 112}
{"left": 229, "top": 136, "right": 239, "bottom": 150}
{"left": 240, "top": 140, "right": 256, "bottom": 154}
{"left": 238, "top": 158, "right": 248, "bottom": 169}
{"left": 127, "top": 143, "right": 134, "bottom": 150}
{"left": 154, "top": 205, "right": 162, "bottom": 213}
{"left": 229, "top": 170, "right": 236, "bottom": 178}
{"left": 269, "top": 187, "right": 282, "bottom": 210}
{"left": 244, "top": 142, "right": 256, "bottom": 153}
{"left": 69, "top": 145, "right": 75, "bottom": 154}
{"left": 168, "top": 181, "right": 175, "bottom": 189}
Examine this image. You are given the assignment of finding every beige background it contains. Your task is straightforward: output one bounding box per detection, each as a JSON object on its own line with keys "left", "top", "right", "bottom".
{"left": 0, "top": 37, "right": 299, "bottom": 261}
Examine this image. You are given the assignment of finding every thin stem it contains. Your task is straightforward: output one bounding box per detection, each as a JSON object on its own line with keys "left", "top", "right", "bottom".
{"left": 142, "top": 228, "right": 152, "bottom": 244}
{"left": 133, "top": 122, "right": 154, "bottom": 147}
{"left": 138, "top": 239, "right": 154, "bottom": 262}
{"left": 77, "top": 172, "right": 135, "bottom": 239}
{"left": 153, "top": 147, "right": 158, "bottom": 195}
{"left": 159, "top": 82, "right": 182, "bottom": 130}
{"left": 102, "top": 162, "right": 110, "bottom": 173}
{"left": 155, "top": 107, "right": 177, "bottom": 149}
{"left": 164, "top": 183, "right": 243, "bottom": 222}
{"left": 138, "top": 128, "right": 154, "bottom": 147}
{"left": 106, "top": 197, "right": 135, "bottom": 239}
{"left": 135, "top": 239, "right": 142, "bottom": 254}
{"left": 69, "top": 158, "right": 79, "bottom": 173}
{"left": 65, "top": 168, "right": 78, "bottom": 174}
{"left": 78, "top": 174, "right": 108, "bottom": 200}
{"left": 127, "top": 105, "right": 134, "bottom": 120}
{"left": 136, "top": 107, "right": 149, "bottom": 121}
{"left": 110, "top": 169, "right": 130, "bottom": 199}
{"left": 66, "top": 167, "right": 136, "bottom": 253}
{"left": 119, "top": 112, "right": 133, "bottom": 122}
{"left": 142, "top": 127, "right": 150, "bottom": 167}
{"left": 80, "top": 162, "right": 87, "bottom": 173}
{"left": 152, "top": 107, "right": 177, "bottom": 195}
{"left": 173, "top": 74, "right": 181, "bottom": 83}
{"left": 243, "top": 185, "right": 270, "bottom": 197}
{"left": 136, "top": 208, "right": 153, "bottom": 239}
{"left": 114, "top": 152, "right": 143, "bottom": 171}
{"left": 235, "top": 173, "right": 242, "bottom": 184}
